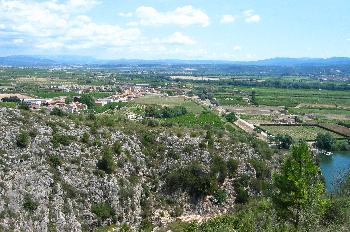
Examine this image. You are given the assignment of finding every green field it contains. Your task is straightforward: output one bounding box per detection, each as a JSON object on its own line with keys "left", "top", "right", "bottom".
{"left": 132, "top": 95, "right": 206, "bottom": 114}
{"left": 161, "top": 111, "right": 224, "bottom": 128}
{"left": 260, "top": 125, "right": 344, "bottom": 141}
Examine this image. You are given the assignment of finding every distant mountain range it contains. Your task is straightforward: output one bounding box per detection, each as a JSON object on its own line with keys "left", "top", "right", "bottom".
{"left": 1, "top": 55, "right": 350, "bottom": 67}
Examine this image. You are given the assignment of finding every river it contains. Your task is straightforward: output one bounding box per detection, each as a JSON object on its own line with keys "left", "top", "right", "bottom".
{"left": 320, "top": 151, "right": 350, "bottom": 192}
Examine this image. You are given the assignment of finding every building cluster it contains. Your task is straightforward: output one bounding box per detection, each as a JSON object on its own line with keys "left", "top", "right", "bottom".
{"left": 96, "top": 85, "right": 160, "bottom": 106}
{"left": 46, "top": 84, "right": 118, "bottom": 94}
{"left": 22, "top": 97, "right": 88, "bottom": 113}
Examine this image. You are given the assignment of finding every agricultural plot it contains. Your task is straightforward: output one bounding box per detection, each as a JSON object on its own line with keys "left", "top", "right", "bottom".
{"left": 260, "top": 125, "right": 344, "bottom": 141}
{"left": 214, "top": 94, "right": 248, "bottom": 106}
{"left": 132, "top": 95, "right": 206, "bottom": 114}
{"left": 161, "top": 111, "right": 224, "bottom": 129}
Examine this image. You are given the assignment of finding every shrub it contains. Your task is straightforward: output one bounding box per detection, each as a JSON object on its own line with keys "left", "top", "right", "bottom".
{"left": 16, "top": 131, "right": 30, "bottom": 148}
{"left": 97, "top": 147, "right": 116, "bottom": 174}
{"left": 213, "top": 189, "right": 227, "bottom": 205}
{"left": 23, "top": 195, "right": 39, "bottom": 212}
{"left": 315, "top": 133, "right": 336, "bottom": 151}
{"left": 29, "top": 128, "right": 38, "bottom": 138}
{"left": 112, "top": 141, "right": 122, "bottom": 155}
{"left": 91, "top": 202, "right": 115, "bottom": 221}
{"left": 52, "top": 133, "right": 75, "bottom": 148}
{"left": 235, "top": 187, "right": 249, "bottom": 204}
{"left": 50, "top": 107, "right": 66, "bottom": 117}
{"left": 275, "top": 134, "right": 294, "bottom": 149}
{"left": 49, "top": 155, "right": 63, "bottom": 168}
{"left": 225, "top": 112, "right": 237, "bottom": 122}
{"left": 79, "top": 94, "right": 95, "bottom": 109}
{"left": 166, "top": 163, "right": 217, "bottom": 197}
{"left": 211, "top": 155, "right": 227, "bottom": 184}
{"left": 227, "top": 159, "right": 239, "bottom": 178}
{"left": 81, "top": 132, "right": 90, "bottom": 144}
{"left": 142, "top": 132, "right": 156, "bottom": 147}
{"left": 249, "top": 159, "right": 271, "bottom": 180}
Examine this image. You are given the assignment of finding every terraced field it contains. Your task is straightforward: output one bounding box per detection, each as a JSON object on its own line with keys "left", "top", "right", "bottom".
{"left": 260, "top": 125, "right": 344, "bottom": 141}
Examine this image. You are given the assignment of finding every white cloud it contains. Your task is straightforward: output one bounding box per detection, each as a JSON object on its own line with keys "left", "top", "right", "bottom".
{"left": 135, "top": 5, "right": 210, "bottom": 27}
{"left": 0, "top": 24, "right": 6, "bottom": 30}
{"left": 220, "top": 15, "right": 235, "bottom": 24}
{"left": 13, "top": 39, "right": 24, "bottom": 44}
{"left": 119, "top": 12, "right": 133, "bottom": 17}
{"left": 0, "top": 0, "right": 141, "bottom": 50}
{"left": 233, "top": 45, "right": 242, "bottom": 51}
{"left": 166, "top": 32, "right": 196, "bottom": 45}
{"left": 244, "top": 10, "right": 261, "bottom": 23}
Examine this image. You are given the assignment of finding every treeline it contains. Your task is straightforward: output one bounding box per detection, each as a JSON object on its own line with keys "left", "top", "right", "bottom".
{"left": 145, "top": 105, "right": 187, "bottom": 118}
{"left": 218, "top": 79, "right": 350, "bottom": 91}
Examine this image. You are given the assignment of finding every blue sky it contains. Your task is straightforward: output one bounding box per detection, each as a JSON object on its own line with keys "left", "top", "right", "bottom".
{"left": 0, "top": 0, "right": 349, "bottom": 60}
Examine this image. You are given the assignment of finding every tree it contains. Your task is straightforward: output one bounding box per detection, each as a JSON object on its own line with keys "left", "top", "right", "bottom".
{"left": 91, "top": 202, "right": 115, "bottom": 221}
{"left": 272, "top": 143, "right": 328, "bottom": 229}
{"left": 275, "top": 134, "right": 294, "bottom": 149}
{"left": 251, "top": 91, "right": 257, "bottom": 106}
{"left": 50, "top": 107, "right": 66, "bottom": 117}
{"left": 225, "top": 112, "right": 237, "bottom": 122}
{"left": 16, "top": 131, "right": 30, "bottom": 148}
{"left": 315, "top": 133, "right": 335, "bottom": 151}
{"left": 79, "top": 94, "right": 95, "bottom": 109}
{"left": 97, "top": 147, "right": 116, "bottom": 174}
{"left": 65, "top": 96, "right": 73, "bottom": 104}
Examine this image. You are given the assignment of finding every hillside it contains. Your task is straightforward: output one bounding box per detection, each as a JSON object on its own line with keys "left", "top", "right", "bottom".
{"left": 0, "top": 107, "right": 272, "bottom": 231}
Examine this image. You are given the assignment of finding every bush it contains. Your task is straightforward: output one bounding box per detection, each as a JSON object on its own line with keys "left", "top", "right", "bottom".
{"left": 91, "top": 202, "right": 115, "bottom": 221}
{"left": 227, "top": 159, "right": 239, "bottom": 178}
{"left": 235, "top": 187, "right": 249, "bottom": 204}
{"left": 52, "top": 133, "right": 75, "bottom": 148}
{"left": 211, "top": 155, "right": 227, "bottom": 184}
{"left": 23, "top": 195, "right": 39, "bottom": 212}
{"left": 49, "top": 155, "right": 63, "bottom": 168}
{"left": 249, "top": 159, "right": 271, "bottom": 180}
{"left": 141, "top": 132, "right": 156, "bottom": 147}
{"left": 79, "top": 94, "right": 95, "bottom": 109}
{"left": 275, "top": 134, "right": 294, "bottom": 149}
{"left": 50, "top": 107, "right": 66, "bottom": 117}
{"left": 166, "top": 163, "right": 217, "bottom": 197}
{"left": 81, "top": 132, "right": 90, "bottom": 144}
{"left": 225, "top": 112, "right": 237, "bottom": 122}
{"left": 112, "top": 141, "right": 122, "bottom": 155}
{"left": 213, "top": 189, "right": 227, "bottom": 205}
{"left": 97, "top": 147, "right": 116, "bottom": 174}
{"left": 16, "top": 131, "right": 30, "bottom": 148}
{"left": 315, "top": 133, "right": 336, "bottom": 151}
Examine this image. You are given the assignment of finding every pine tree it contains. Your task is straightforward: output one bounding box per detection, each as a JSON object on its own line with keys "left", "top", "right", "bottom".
{"left": 272, "top": 143, "right": 328, "bottom": 229}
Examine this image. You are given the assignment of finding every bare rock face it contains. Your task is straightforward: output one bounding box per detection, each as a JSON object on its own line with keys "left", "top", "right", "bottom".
{"left": 0, "top": 108, "right": 267, "bottom": 231}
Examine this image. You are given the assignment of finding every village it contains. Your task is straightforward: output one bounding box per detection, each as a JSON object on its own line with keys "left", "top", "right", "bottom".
{"left": 0, "top": 84, "right": 161, "bottom": 113}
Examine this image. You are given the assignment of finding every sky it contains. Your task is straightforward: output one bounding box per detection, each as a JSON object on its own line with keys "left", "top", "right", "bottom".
{"left": 0, "top": 0, "right": 350, "bottom": 60}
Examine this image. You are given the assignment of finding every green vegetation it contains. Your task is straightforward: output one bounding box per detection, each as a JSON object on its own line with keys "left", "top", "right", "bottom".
{"left": 91, "top": 202, "right": 115, "bottom": 221}
{"left": 225, "top": 112, "right": 237, "bottom": 122}
{"left": 275, "top": 134, "right": 294, "bottom": 149}
{"left": 79, "top": 94, "right": 95, "bottom": 109}
{"left": 145, "top": 105, "right": 187, "bottom": 118}
{"left": 97, "top": 147, "right": 116, "bottom": 174}
{"left": 315, "top": 133, "right": 336, "bottom": 151}
{"left": 51, "top": 133, "right": 75, "bottom": 148}
{"left": 16, "top": 131, "right": 30, "bottom": 148}
{"left": 23, "top": 195, "right": 39, "bottom": 212}
{"left": 50, "top": 107, "right": 66, "bottom": 117}
{"left": 272, "top": 143, "right": 328, "bottom": 229}
{"left": 260, "top": 125, "right": 343, "bottom": 141}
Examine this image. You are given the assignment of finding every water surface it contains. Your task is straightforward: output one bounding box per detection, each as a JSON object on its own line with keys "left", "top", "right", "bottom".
{"left": 320, "top": 152, "right": 350, "bottom": 192}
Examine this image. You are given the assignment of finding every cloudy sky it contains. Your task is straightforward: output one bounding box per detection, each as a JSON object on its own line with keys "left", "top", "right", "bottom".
{"left": 0, "top": 0, "right": 349, "bottom": 60}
